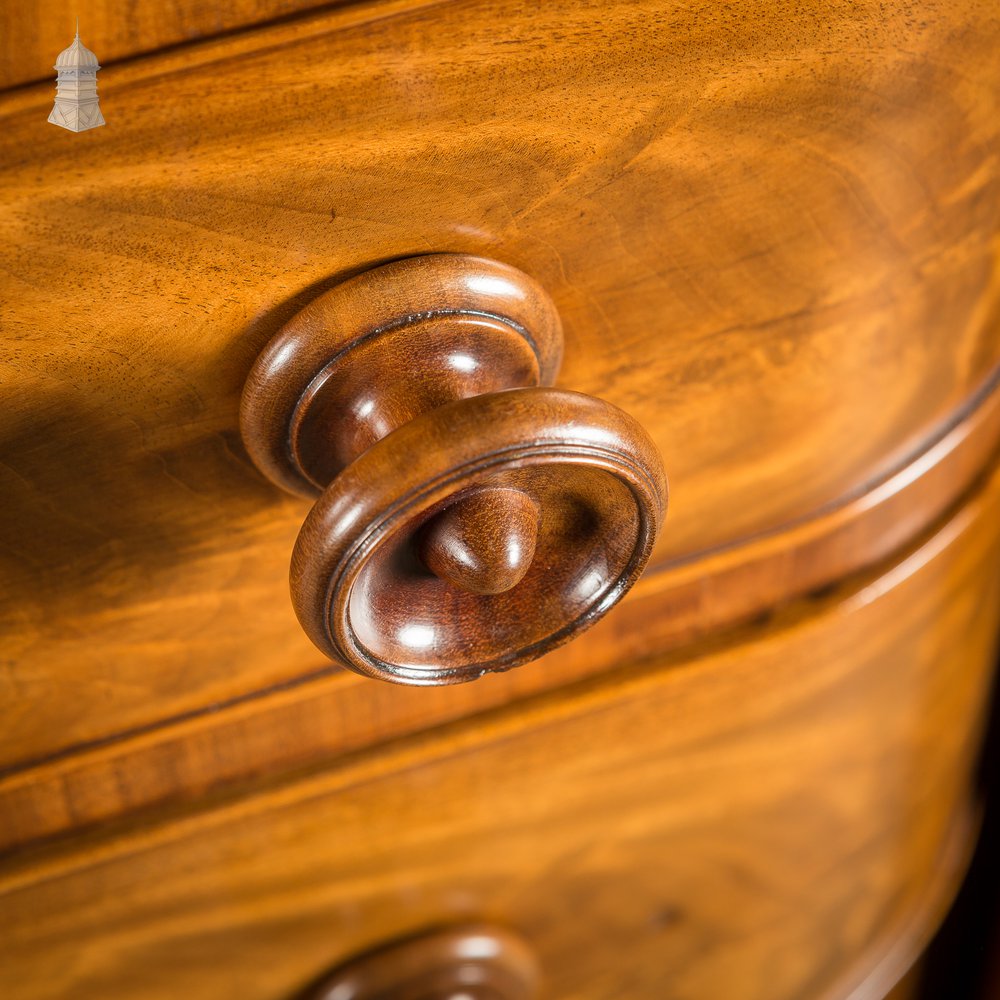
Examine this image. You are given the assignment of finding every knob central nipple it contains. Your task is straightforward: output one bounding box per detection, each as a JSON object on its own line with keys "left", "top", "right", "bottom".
{"left": 418, "top": 487, "right": 540, "bottom": 595}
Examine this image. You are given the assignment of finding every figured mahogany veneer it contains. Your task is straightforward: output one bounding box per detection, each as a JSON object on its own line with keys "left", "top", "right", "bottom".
{"left": 0, "top": 0, "right": 361, "bottom": 91}
{"left": 1, "top": 3, "right": 999, "bottom": 994}
{"left": 3, "top": 0, "right": 1000, "bottom": 763}
{"left": 240, "top": 254, "right": 667, "bottom": 684}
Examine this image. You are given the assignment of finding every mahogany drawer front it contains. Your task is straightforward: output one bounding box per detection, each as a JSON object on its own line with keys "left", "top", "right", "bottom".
{"left": 2, "top": 0, "right": 1000, "bottom": 772}
{"left": 0, "top": 1, "right": 355, "bottom": 91}
{"left": 4, "top": 452, "right": 1000, "bottom": 1000}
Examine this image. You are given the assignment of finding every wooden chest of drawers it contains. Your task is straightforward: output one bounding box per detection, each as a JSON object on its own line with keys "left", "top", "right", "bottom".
{"left": 2, "top": 1, "right": 999, "bottom": 997}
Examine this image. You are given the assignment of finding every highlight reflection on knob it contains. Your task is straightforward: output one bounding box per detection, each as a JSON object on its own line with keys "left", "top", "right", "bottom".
{"left": 418, "top": 488, "right": 541, "bottom": 596}
{"left": 303, "top": 924, "right": 540, "bottom": 1000}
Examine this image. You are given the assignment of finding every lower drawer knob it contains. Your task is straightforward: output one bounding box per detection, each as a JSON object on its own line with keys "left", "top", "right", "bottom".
{"left": 305, "top": 925, "right": 539, "bottom": 1000}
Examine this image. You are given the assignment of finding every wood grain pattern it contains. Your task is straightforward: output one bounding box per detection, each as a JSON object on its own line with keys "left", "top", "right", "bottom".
{"left": 1, "top": 369, "right": 998, "bottom": 856}
{"left": 1, "top": 0, "right": 999, "bottom": 768}
{"left": 0, "top": 0, "right": 362, "bottom": 91}
{"left": 3, "top": 445, "right": 1000, "bottom": 1000}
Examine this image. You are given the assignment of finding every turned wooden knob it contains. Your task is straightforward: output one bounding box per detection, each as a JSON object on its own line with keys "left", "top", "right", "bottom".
{"left": 418, "top": 488, "right": 541, "bottom": 596}
{"left": 241, "top": 254, "right": 667, "bottom": 685}
{"left": 304, "top": 925, "right": 539, "bottom": 1000}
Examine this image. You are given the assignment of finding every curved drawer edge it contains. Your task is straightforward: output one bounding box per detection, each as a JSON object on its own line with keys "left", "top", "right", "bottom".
{"left": 822, "top": 799, "right": 980, "bottom": 1000}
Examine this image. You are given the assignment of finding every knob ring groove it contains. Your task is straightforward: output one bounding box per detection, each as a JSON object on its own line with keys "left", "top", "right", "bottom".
{"left": 291, "top": 388, "right": 667, "bottom": 685}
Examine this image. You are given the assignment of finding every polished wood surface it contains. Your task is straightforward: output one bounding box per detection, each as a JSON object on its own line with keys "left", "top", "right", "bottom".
{"left": 882, "top": 965, "right": 922, "bottom": 1000}
{"left": 2, "top": 0, "right": 999, "bottom": 763}
{"left": 2, "top": 4, "right": 998, "bottom": 998}
{"left": 3, "top": 446, "right": 1000, "bottom": 999}
{"left": 304, "top": 924, "right": 539, "bottom": 1000}
{"left": 0, "top": 0, "right": 358, "bottom": 91}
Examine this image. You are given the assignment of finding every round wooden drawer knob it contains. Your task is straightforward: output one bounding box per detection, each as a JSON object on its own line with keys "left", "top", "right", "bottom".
{"left": 241, "top": 254, "right": 668, "bottom": 685}
{"left": 304, "top": 925, "right": 539, "bottom": 1000}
